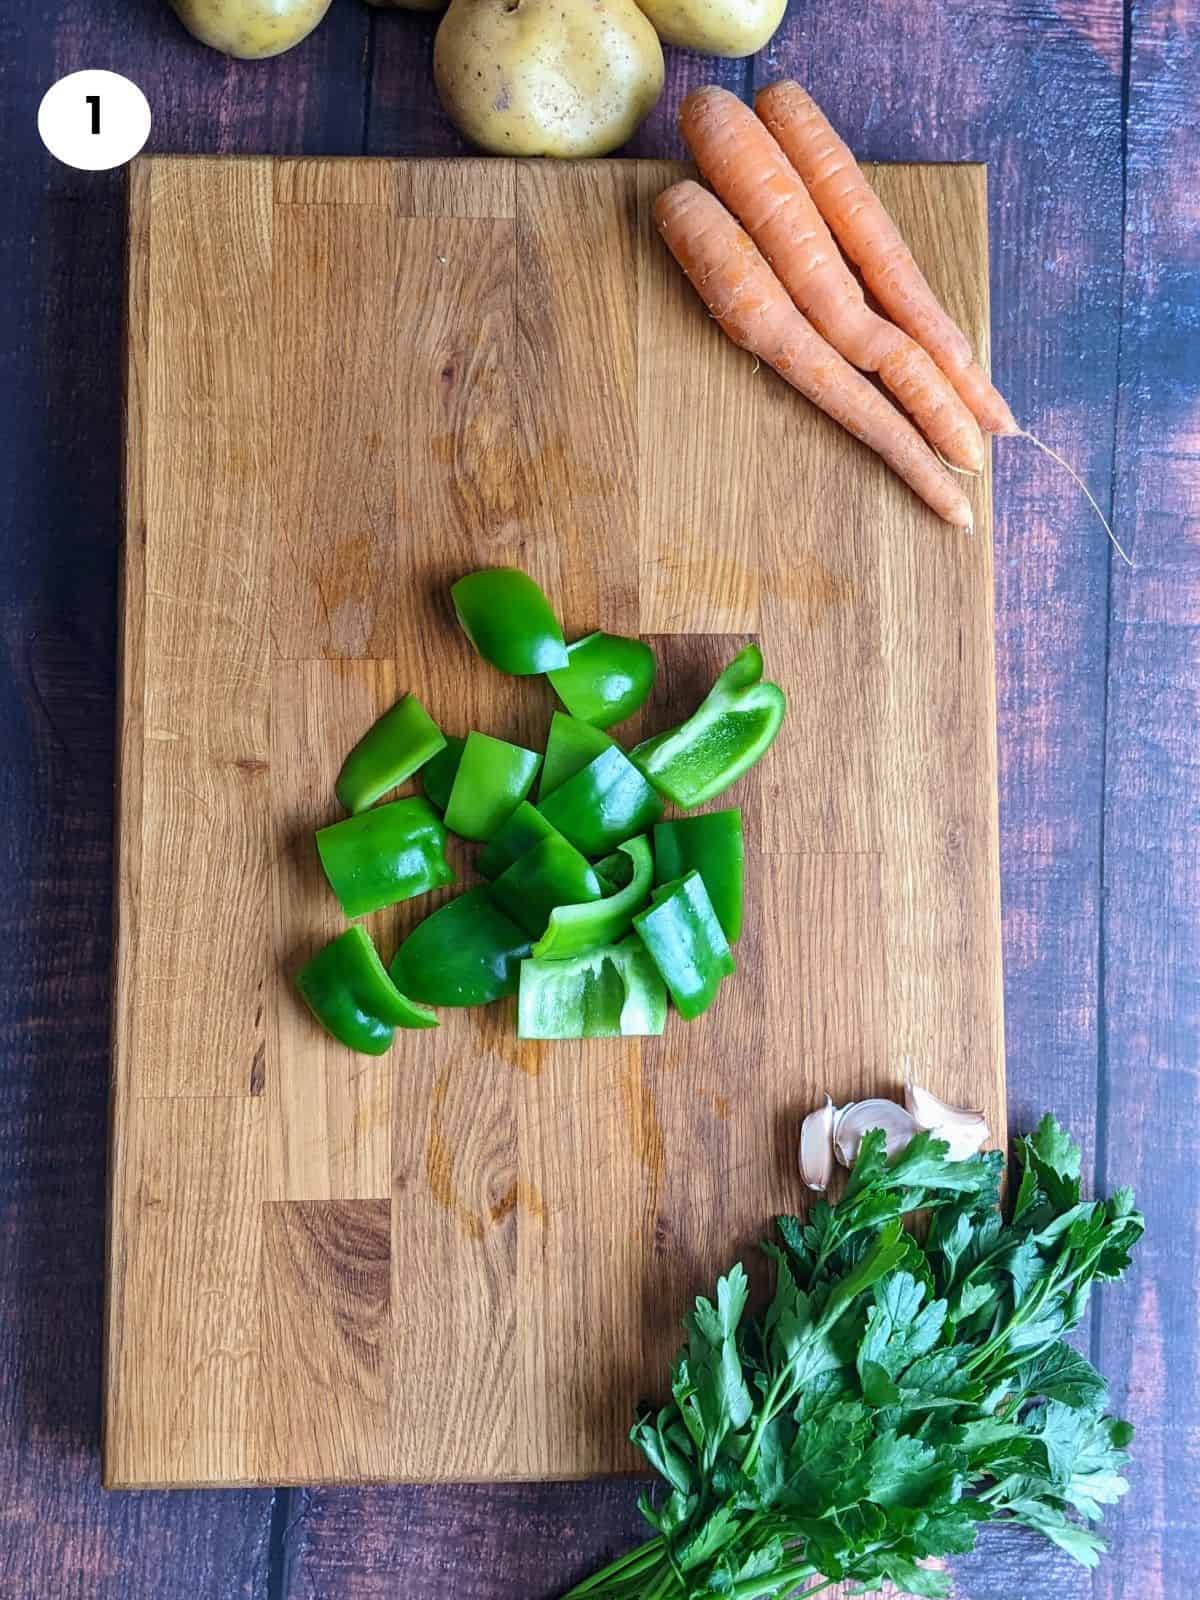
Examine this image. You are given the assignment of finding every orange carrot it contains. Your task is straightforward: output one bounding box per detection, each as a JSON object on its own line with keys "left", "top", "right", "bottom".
{"left": 756, "top": 79, "right": 1019, "bottom": 437}
{"left": 680, "top": 86, "right": 986, "bottom": 474}
{"left": 655, "top": 180, "right": 974, "bottom": 529}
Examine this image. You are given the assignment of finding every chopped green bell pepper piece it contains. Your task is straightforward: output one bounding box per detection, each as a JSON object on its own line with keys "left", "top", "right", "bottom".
{"left": 390, "top": 885, "right": 532, "bottom": 1007}
{"left": 334, "top": 693, "right": 446, "bottom": 815}
{"left": 536, "top": 744, "right": 663, "bottom": 856}
{"left": 451, "top": 567, "right": 569, "bottom": 675}
{"left": 532, "top": 834, "right": 653, "bottom": 959}
{"left": 490, "top": 834, "right": 602, "bottom": 939}
{"left": 476, "top": 801, "right": 559, "bottom": 881}
{"left": 421, "top": 734, "right": 466, "bottom": 812}
{"left": 632, "top": 643, "right": 786, "bottom": 809}
{"left": 518, "top": 936, "right": 667, "bottom": 1039}
{"left": 633, "top": 869, "right": 735, "bottom": 1020}
{"left": 537, "top": 711, "right": 615, "bottom": 799}
{"left": 316, "top": 797, "right": 453, "bottom": 919}
{"left": 546, "top": 631, "right": 656, "bottom": 728}
{"left": 296, "top": 926, "right": 437, "bottom": 1055}
{"left": 444, "top": 731, "right": 541, "bottom": 842}
{"left": 653, "top": 809, "right": 744, "bottom": 943}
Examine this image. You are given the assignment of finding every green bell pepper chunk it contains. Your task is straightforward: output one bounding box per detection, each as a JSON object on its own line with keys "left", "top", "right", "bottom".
{"left": 653, "top": 809, "right": 744, "bottom": 943}
{"left": 451, "top": 567, "right": 569, "bottom": 675}
{"left": 421, "top": 734, "right": 466, "bottom": 812}
{"left": 546, "top": 631, "right": 656, "bottom": 728}
{"left": 296, "top": 926, "right": 437, "bottom": 1055}
{"left": 633, "top": 870, "right": 735, "bottom": 1020}
{"left": 537, "top": 744, "right": 663, "bottom": 856}
{"left": 316, "top": 797, "right": 453, "bottom": 918}
{"left": 444, "top": 731, "right": 541, "bottom": 842}
{"left": 334, "top": 693, "right": 446, "bottom": 815}
{"left": 518, "top": 936, "right": 667, "bottom": 1039}
{"left": 490, "top": 834, "right": 602, "bottom": 939}
{"left": 632, "top": 643, "right": 786, "bottom": 809}
{"left": 476, "top": 801, "right": 559, "bottom": 880}
{"left": 537, "top": 711, "right": 615, "bottom": 799}
{"left": 390, "top": 885, "right": 532, "bottom": 1007}
{"left": 532, "top": 834, "right": 653, "bottom": 959}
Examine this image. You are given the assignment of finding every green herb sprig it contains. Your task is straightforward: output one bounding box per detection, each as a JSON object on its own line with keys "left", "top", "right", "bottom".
{"left": 565, "top": 1115, "right": 1143, "bottom": 1600}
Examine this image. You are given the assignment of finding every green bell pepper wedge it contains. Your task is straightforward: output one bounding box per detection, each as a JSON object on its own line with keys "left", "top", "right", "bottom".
{"left": 451, "top": 567, "right": 569, "bottom": 675}
{"left": 490, "top": 834, "right": 602, "bottom": 939}
{"left": 518, "top": 935, "right": 667, "bottom": 1039}
{"left": 334, "top": 693, "right": 446, "bottom": 815}
{"left": 316, "top": 797, "right": 453, "bottom": 918}
{"left": 633, "top": 870, "right": 735, "bottom": 1020}
{"left": 296, "top": 926, "right": 437, "bottom": 1055}
{"left": 631, "top": 643, "right": 786, "bottom": 809}
{"left": 537, "top": 711, "right": 615, "bottom": 799}
{"left": 546, "top": 632, "right": 656, "bottom": 728}
{"left": 390, "top": 885, "right": 532, "bottom": 1007}
{"left": 532, "top": 834, "right": 653, "bottom": 959}
{"left": 653, "top": 809, "right": 744, "bottom": 943}
{"left": 444, "top": 731, "right": 541, "bottom": 842}
{"left": 536, "top": 744, "right": 663, "bottom": 856}
{"left": 421, "top": 734, "right": 466, "bottom": 812}
{"left": 476, "top": 801, "right": 559, "bottom": 881}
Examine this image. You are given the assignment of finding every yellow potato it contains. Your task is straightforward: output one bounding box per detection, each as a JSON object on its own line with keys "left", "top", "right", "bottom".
{"left": 635, "top": 0, "right": 785, "bottom": 57}
{"left": 170, "top": 0, "right": 332, "bottom": 59}
{"left": 434, "top": 0, "right": 664, "bottom": 158}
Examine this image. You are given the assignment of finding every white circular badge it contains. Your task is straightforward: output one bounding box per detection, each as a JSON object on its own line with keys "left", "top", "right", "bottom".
{"left": 38, "top": 71, "right": 151, "bottom": 171}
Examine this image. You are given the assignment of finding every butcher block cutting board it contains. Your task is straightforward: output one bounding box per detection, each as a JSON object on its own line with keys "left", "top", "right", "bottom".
{"left": 105, "top": 154, "right": 1004, "bottom": 1488}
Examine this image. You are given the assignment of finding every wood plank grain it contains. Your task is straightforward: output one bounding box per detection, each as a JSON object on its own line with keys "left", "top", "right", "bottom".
{"left": 272, "top": 201, "right": 398, "bottom": 659}
{"left": 105, "top": 1097, "right": 264, "bottom": 1487}
{"left": 391, "top": 1011, "right": 520, "bottom": 1480}
{"left": 636, "top": 162, "right": 760, "bottom": 635}
{"left": 1091, "top": 8, "right": 1200, "bottom": 1594}
{"left": 259, "top": 1199, "right": 393, "bottom": 1482}
{"left": 515, "top": 162, "right": 640, "bottom": 639}
{"left": 108, "top": 152, "right": 1005, "bottom": 1494}
{"left": 127, "top": 159, "right": 273, "bottom": 1099}
{"left": 267, "top": 660, "right": 397, "bottom": 1203}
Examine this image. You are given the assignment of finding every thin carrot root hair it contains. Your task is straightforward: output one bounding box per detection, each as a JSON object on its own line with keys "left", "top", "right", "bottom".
{"left": 1016, "top": 429, "right": 1134, "bottom": 567}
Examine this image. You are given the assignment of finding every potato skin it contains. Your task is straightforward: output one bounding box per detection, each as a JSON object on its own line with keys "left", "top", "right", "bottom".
{"left": 434, "top": 0, "right": 664, "bottom": 158}
{"left": 635, "top": 0, "right": 785, "bottom": 57}
{"left": 170, "top": 0, "right": 332, "bottom": 59}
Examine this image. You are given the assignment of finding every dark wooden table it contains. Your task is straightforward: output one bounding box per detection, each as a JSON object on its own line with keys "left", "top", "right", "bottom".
{"left": 1, "top": 1, "right": 1194, "bottom": 1595}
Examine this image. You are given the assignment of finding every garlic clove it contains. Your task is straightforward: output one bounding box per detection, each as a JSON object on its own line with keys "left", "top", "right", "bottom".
{"left": 799, "top": 1095, "right": 836, "bottom": 1191}
{"left": 833, "top": 1099, "right": 920, "bottom": 1168}
{"left": 904, "top": 1080, "right": 990, "bottom": 1159}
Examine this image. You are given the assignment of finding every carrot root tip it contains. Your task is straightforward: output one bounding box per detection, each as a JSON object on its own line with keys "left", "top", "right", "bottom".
{"left": 1012, "top": 429, "right": 1134, "bottom": 568}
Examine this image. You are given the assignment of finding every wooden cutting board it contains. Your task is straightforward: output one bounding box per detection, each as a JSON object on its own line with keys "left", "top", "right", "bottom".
{"left": 105, "top": 153, "right": 1004, "bottom": 1488}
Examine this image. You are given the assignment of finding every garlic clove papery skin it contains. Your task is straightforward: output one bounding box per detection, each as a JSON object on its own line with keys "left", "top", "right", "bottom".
{"left": 833, "top": 1099, "right": 920, "bottom": 1168}
{"left": 799, "top": 1095, "right": 836, "bottom": 1191}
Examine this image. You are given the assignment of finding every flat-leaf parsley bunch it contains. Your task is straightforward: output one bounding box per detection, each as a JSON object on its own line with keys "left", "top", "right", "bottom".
{"left": 565, "top": 1116, "right": 1143, "bottom": 1599}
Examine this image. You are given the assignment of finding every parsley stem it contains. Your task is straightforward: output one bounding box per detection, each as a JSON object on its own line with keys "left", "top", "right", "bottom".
{"left": 561, "top": 1536, "right": 665, "bottom": 1595}
{"left": 727, "top": 1563, "right": 824, "bottom": 1599}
